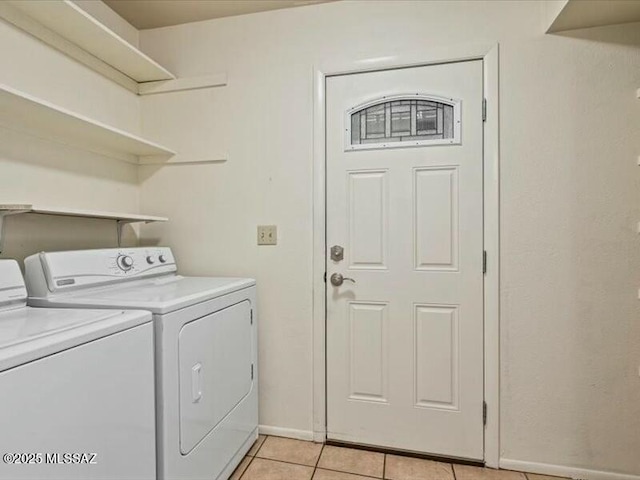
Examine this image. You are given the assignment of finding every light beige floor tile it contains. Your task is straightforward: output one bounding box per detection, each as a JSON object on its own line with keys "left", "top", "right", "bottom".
{"left": 318, "top": 446, "right": 384, "bottom": 478}
{"left": 454, "top": 465, "right": 527, "bottom": 480}
{"left": 247, "top": 435, "right": 267, "bottom": 456}
{"left": 241, "top": 458, "right": 314, "bottom": 480}
{"left": 313, "top": 468, "right": 376, "bottom": 480}
{"left": 257, "top": 436, "right": 323, "bottom": 466}
{"left": 385, "top": 454, "right": 454, "bottom": 480}
{"left": 229, "top": 456, "right": 252, "bottom": 480}
{"left": 526, "top": 475, "right": 569, "bottom": 480}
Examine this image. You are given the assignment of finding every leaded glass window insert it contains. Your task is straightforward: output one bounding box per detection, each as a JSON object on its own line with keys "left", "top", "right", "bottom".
{"left": 346, "top": 95, "right": 460, "bottom": 150}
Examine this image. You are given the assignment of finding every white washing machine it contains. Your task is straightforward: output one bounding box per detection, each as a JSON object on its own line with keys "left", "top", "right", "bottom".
{"left": 24, "top": 247, "right": 259, "bottom": 480}
{"left": 0, "top": 259, "right": 156, "bottom": 480}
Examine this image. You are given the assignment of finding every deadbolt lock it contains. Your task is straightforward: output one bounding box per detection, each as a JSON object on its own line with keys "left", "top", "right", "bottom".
{"left": 330, "top": 245, "right": 344, "bottom": 262}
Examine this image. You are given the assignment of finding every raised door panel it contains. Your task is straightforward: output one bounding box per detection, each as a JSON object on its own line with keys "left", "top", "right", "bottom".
{"left": 348, "top": 302, "right": 388, "bottom": 403}
{"left": 348, "top": 170, "right": 388, "bottom": 270}
{"left": 414, "top": 167, "right": 459, "bottom": 271}
{"left": 414, "top": 305, "right": 459, "bottom": 410}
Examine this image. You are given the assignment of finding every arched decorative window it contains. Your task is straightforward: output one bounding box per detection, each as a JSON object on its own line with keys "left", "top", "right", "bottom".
{"left": 345, "top": 94, "right": 461, "bottom": 151}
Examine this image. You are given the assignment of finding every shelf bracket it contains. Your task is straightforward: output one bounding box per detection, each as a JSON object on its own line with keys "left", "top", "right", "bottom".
{"left": 116, "top": 220, "right": 124, "bottom": 248}
{"left": 116, "top": 220, "right": 154, "bottom": 248}
{"left": 0, "top": 214, "right": 6, "bottom": 255}
{"left": 116, "top": 220, "right": 137, "bottom": 248}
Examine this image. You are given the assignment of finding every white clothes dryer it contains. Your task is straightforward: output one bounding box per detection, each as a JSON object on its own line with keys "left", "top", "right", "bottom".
{"left": 25, "top": 247, "right": 258, "bottom": 480}
{"left": 0, "top": 259, "right": 156, "bottom": 480}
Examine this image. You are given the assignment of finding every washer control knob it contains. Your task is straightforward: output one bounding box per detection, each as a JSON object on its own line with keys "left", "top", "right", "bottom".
{"left": 117, "top": 255, "right": 134, "bottom": 271}
{"left": 159, "top": 254, "right": 167, "bottom": 264}
{"left": 146, "top": 256, "right": 155, "bottom": 265}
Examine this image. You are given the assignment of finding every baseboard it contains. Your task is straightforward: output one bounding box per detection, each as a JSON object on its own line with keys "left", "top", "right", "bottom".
{"left": 258, "top": 425, "right": 315, "bottom": 441}
{"left": 500, "top": 458, "right": 640, "bottom": 480}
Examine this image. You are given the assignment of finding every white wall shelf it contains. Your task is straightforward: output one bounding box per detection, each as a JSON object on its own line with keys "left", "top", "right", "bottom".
{"left": 7, "top": 0, "right": 175, "bottom": 83}
{"left": 0, "top": 204, "right": 168, "bottom": 253}
{"left": 545, "top": 0, "right": 640, "bottom": 33}
{"left": 138, "top": 73, "right": 228, "bottom": 96}
{"left": 0, "top": 83, "right": 175, "bottom": 164}
{"left": 0, "top": 205, "right": 168, "bottom": 223}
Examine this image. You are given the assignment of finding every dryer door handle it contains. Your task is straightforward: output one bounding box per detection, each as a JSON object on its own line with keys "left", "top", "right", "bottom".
{"left": 191, "top": 363, "right": 202, "bottom": 403}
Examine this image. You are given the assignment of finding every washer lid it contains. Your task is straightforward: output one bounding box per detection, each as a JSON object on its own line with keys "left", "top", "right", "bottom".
{"left": 0, "top": 307, "right": 151, "bottom": 371}
{"left": 31, "top": 276, "right": 256, "bottom": 314}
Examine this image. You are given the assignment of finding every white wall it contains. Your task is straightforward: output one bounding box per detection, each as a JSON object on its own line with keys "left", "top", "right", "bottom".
{"left": 139, "top": 1, "right": 640, "bottom": 476}
{"left": 0, "top": 15, "right": 141, "bottom": 261}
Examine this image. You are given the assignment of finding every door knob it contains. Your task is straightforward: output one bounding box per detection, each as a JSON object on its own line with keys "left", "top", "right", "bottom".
{"left": 330, "top": 273, "right": 356, "bottom": 286}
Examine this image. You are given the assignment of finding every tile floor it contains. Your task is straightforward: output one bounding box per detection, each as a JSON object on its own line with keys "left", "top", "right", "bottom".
{"left": 230, "top": 436, "right": 568, "bottom": 480}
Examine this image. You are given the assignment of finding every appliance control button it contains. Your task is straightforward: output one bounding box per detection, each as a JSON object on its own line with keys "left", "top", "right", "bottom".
{"left": 146, "top": 256, "right": 155, "bottom": 264}
{"left": 117, "top": 255, "right": 134, "bottom": 271}
{"left": 159, "top": 255, "right": 167, "bottom": 263}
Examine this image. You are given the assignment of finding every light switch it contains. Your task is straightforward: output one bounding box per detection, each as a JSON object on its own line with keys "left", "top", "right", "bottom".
{"left": 257, "top": 225, "right": 277, "bottom": 245}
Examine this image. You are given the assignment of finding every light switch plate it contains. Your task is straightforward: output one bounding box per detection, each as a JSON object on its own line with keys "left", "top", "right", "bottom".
{"left": 257, "top": 225, "right": 277, "bottom": 245}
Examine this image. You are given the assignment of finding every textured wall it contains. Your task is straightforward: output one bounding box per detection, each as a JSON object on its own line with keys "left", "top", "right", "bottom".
{"left": 138, "top": 1, "right": 640, "bottom": 475}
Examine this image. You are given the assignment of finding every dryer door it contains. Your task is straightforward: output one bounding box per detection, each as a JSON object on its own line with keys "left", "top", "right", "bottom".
{"left": 178, "top": 300, "right": 253, "bottom": 454}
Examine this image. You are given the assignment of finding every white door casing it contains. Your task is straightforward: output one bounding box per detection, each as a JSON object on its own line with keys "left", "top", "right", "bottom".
{"left": 325, "top": 60, "right": 485, "bottom": 460}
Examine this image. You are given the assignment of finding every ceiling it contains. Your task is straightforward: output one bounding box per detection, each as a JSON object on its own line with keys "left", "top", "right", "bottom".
{"left": 103, "top": 0, "right": 335, "bottom": 29}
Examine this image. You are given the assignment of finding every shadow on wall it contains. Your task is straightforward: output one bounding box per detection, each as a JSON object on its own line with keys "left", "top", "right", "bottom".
{"left": 0, "top": 127, "right": 139, "bottom": 183}
{"left": 0, "top": 127, "right": 141, "bottom": 262}
{"left": 0, "top": 215, "right": 138, "bottom": 266}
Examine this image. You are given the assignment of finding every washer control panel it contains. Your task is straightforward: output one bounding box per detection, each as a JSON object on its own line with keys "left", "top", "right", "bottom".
{"left": 35, "top": 247, "right": 177, "bottom": 293}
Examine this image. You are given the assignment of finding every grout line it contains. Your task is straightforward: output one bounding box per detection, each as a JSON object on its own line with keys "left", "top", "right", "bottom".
{"left": 312, "top": 442, "right": 325, "bottom": 479}
{"left": 238, "top": 435, "right": 267, "bottom": 480}
{"left": 253, "top": 434, "right": 267, "bottom": 457}
{"left": 238, "top": 454, "right": 255, "bottom": 480}
{"left": 383, "top": 453, "right": 386, "bottom": 479}
{"left": 250, "top": 457, "right": 317, "bottom": 469}
{"left": 315, "top": 466, "right": 380, "bottom": 479}
{"left": 312, "top": 465, "right": 381, "bottom": 479}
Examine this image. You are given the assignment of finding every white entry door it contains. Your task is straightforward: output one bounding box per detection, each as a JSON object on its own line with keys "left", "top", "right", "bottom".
{"left": 326, "top": 60, "right": 484, "bottom": 460}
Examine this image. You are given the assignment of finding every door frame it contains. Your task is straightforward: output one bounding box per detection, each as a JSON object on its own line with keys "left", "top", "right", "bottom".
{"left": 312, "top": 43, "right": 500, "bottom": 467}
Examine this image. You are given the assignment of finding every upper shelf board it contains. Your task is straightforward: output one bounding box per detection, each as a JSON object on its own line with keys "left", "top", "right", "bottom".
{"left": 0, "top": 204, "right": 168, "bottom": 223}
{"left": 546, "top": 0, "right": 640, "bottom": 33}
{"left": 0, "top": 83, "right": 175, "bottom": 163}
{"left": 8, "top": 0, "right": 175, "bottom": 83}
